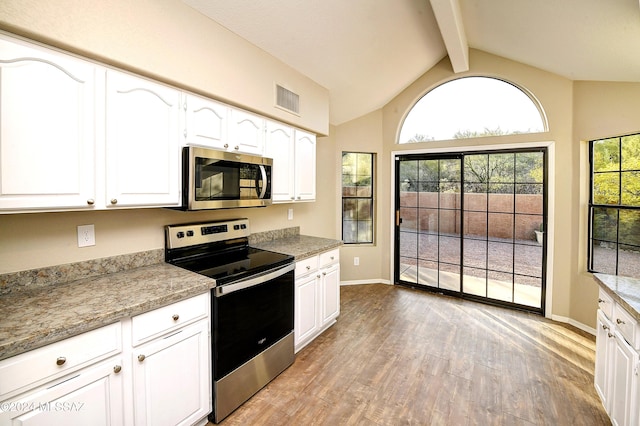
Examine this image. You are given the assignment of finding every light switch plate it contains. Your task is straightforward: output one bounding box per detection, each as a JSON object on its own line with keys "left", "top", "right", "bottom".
{"left": 77, "top": 224, "right": 95, "bottom": 247}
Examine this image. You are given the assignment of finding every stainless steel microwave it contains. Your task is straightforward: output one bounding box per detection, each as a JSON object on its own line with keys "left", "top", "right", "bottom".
{"left": 181, "top": 147, "right": 272, "bottom": 210}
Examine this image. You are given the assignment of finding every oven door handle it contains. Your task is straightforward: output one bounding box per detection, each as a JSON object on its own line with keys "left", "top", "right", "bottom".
{"left": 215, "top": 262, "right": 294, "bottom": 297}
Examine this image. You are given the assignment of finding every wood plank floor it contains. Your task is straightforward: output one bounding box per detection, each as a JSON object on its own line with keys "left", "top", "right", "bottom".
{"left": 214, "top": 284, "right": 610, "bottom": 425}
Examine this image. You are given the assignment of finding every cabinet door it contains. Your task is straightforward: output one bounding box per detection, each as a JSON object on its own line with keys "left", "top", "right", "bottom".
{"left": 265, "top": 121, "right": 295, "bottom": 202}
{"left": 0, "top": 357, "right": 125, "bottom": 426}
{"left": 0, "top": 36, "right": 96, "bottom": 211}
{"left": 132, "top": 320, "right": 210, "bottom": 426}
{"left": 295, "top": 273, "right": 320, "bottom": 350}
{"left": 105, "top": 70, "right": 181, "bottom": 207}
{"left": 294, "top": 130, "right": 316, "bottom": 201}
{"left": 610, "top": 333, "right": 636, "bottom": 426}
{"left": 595, "top": 310, "right": 614, "bottom": 411}
{"left": 184, "top": 94, "right": 229, "bottom": 150}
{"left": 321, "top": 263, "right": 340, "bottom": 326}
{"left": 228, "top": 109, "right": 264, "bottom": 155}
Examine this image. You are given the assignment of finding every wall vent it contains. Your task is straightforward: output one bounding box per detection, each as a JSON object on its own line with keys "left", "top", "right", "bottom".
{"left": 275, "top": 84, "right": 300, "bottom": 115}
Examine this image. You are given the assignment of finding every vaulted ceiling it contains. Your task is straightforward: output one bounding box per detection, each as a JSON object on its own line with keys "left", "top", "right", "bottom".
{"left": 182, "top": 0, "right": 640, "bottom": 126}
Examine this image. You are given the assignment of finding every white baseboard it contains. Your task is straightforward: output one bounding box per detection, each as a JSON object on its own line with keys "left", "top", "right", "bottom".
{"left": 550, "top": 314, "right": 596, "bottom": 336}
{"left": 340, "top": 279, "right": 392, "bottom": 286}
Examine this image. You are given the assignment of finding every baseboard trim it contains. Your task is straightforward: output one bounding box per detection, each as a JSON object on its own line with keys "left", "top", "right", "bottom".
{"left": 340, "top": 279, "right": 392, "bottom": 286}
{"left": 551, "top": 314, "right": 596, "bottom": 336}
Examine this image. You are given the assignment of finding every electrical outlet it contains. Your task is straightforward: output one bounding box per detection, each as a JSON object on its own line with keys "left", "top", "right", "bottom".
{"left": 288, "top": 208, "right": 293, "bottom": 220}
{"left": 77, "top": 224, "right": 95, "bottom": 247}
{"left": 354, "top": 257, "right": 359, "bottom": 266}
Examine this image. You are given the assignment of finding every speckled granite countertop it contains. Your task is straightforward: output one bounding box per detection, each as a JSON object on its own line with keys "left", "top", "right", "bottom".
{"left": 594, "top": 273, "right": 640, "bottom": 321}
{"left": 0, "top": 228, "right": 340, "bottom": 362}
{"left": 0, "top": 263, "right": 213, "bottom": 361}
{"left": 251, "top": 235, "right": 342, "bottom": 260}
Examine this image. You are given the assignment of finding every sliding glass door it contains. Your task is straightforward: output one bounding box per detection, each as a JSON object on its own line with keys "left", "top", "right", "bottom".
{"left": 395, "top": 149, "right": 546, "bottom": 314}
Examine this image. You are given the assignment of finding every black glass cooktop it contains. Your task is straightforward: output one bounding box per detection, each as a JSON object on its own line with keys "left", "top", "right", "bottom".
{"left": 170, "top": 246, "right": 293, "bottom": 286}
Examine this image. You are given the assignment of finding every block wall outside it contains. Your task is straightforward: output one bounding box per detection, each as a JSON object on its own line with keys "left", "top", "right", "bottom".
{"left": 399, "top": 192, "right": 543, "bottom": 240}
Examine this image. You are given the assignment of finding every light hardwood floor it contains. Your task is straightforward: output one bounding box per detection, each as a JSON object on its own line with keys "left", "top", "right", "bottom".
{"left": 213, "top": 284, "right": 610, "bottom": 425}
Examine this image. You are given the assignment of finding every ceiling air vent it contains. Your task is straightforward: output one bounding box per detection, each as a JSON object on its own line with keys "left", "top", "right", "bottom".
{"left": 275, "top": 84, "right": 300, "bottom": 115}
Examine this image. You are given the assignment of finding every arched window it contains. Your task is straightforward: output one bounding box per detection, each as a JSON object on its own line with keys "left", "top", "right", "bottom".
{"left": 399, "top": 77, "right": 546, "bottom": 143}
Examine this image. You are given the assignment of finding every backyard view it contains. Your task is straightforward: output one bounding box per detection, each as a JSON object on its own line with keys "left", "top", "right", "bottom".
{"left": 590, "top": 133, "right": 640, "bottom": 278}
{"left": 396, "top": 151, "right": 546, "bottom": 312}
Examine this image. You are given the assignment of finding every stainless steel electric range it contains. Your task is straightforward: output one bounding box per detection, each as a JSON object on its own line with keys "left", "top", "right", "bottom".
{"left": 165, "top": 218, "right": 295, "bottom": 423}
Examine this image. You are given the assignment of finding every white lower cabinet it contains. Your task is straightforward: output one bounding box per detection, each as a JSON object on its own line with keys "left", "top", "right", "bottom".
{"left": 132, "top": 320, "right": 209, "bottom": 426}
{"left": 595, "top": 288, "right": 640, "bottom": 426}
{"left": 0, "top": 293, "right": 211, "bottom": 426}
{"left": 294, "top": 248, "right": 340, "bottom": 352}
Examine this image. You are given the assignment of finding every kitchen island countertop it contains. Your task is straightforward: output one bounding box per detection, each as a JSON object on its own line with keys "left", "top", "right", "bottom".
{"left": 251, "top": 234, "right": 342, "bottom": 260}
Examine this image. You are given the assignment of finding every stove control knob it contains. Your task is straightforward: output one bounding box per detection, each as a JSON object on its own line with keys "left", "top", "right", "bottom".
{"left": 186, "top": 230, "right": 194, "bottom": 237}
{"left": 176, "top": 231, "right": 185, "bottom": 238}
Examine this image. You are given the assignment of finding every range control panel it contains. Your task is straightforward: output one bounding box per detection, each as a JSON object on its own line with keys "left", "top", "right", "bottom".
{"left": 165, "top": 218, "right": 250, "bottom": 249}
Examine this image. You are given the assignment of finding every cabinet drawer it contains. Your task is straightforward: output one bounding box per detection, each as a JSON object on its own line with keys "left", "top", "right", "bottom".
{"left": 613, "top": 304, "right": 638, "bottom": 349}
{"left": 598, "top": 288, "right": 614, "bottom": 320}
{"left": 0, "top": 322, "right": 121, "bottom": 399}
{"left": 131, "top": 293, "right": 209, "bottom": 346}
{"left": 319, "top": 248, "right": 340, "bottom": 268}
{"left": 295, "top": 256, "right": 318, "bottom": 278}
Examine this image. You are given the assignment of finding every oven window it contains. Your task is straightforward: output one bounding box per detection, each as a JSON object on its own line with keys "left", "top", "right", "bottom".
{"left": 213, "top": 270, "right": 294, "bottom": 379}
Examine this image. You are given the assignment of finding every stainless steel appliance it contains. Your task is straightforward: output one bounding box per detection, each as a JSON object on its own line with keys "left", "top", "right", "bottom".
{"left": 165, "top": 219, "right": 294, "bottom": 423}
{"left": 181, "top": 147, "right": 272, "bottom": 210}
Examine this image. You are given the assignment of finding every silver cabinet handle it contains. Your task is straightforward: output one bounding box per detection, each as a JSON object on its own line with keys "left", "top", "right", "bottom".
{"left": 172, "top": 314, "right": 179, "bottom": 321}
{"left": 616, "top": 318, "right": 626, "bottom": 325}
{"left": 322, "top": 272, "right": 327, "bottom": 276}
{"left": 306, "top": 265, "right": 311, "bottom": 270}
{"left": 224, "top": 143, "right": 229, "bottom": 149}
{"left": 598, "top": 299, "right": 604, "bottom": 303}
{"left": 110, "top": 199, "right": 118, "bottom": 205}
{"left": 87, "top": 199, "right": 95, "bottom": 205}
{"left": 138, "top": 354, "right": 146, "bottom": 362}
{"left": 56, "top": 357, "right": 66, "bottom": 366}
{"left": 602, "top": 324, "right": 609, "bottom": 330}
{"left": 113, "top": 365, "right": 122, "bottom": 374}
{"left": 234, "top": 146, "right": 240, "bottom": 150}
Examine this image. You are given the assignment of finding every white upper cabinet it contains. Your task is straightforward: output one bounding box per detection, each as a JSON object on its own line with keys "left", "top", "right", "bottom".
{"left": 264, "top": 122, "right": 316, "bottom": 203}
{"left": 228, "top": 109, "right": 265, "bottom": 155}
{"left": 183, "top": 93, "right": 229, "bottom": 150}
{"left": 265, "top": 121, "right": 295, "bottom": 202}
{"left": 294, "top": 129, "right": 317, "bottom": 202}
{"left": 105, "top": 70, "right": 181, "bottom": 207}
{"left": 0, "top": 36, "right": 97, "bottom": 211}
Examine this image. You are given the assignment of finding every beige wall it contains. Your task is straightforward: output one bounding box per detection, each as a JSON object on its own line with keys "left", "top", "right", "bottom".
{"left": 336, "top": 50, "right": 584, "bottom": 323}
{"left": 572, "top": 82, "right": 640, "bottom": 327}
{"left": 0, "top": 0, "right": 329, "bottom": 134}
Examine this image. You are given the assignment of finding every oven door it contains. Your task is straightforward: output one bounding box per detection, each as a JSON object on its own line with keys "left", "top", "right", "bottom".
{"left": 212, "top": 263, "right": 294, "bottom": 380}
{"left": 184, "top": 146, "right": 272, "bottom": 210}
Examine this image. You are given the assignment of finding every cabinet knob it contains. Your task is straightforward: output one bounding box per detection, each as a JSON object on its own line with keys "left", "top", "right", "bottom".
{"left": 172, "top": 314, "right": 179, "bottom": 321}
{"left": 234, "top": 146, "right": 240, "bottom": 150}
{"left": 598, "top": 299, "right": 604, "bottom": 303}
{"left": 56, "top": 357, "right": 66, "bottom": 366}
{"left": 291, "top": 197, "right": 295, "bottom": 200}
{"left": 317, "top": 275, "right": 321, "bottom": 278}
{"left": 110, "top": 199, "right": 118, "bottom": 205}
{"left": 113, "top": 365, "right": 122, "bottom": 374}
{"left": 224, "top": 143, "right": 229, "bottom": 149}
{"left": 608, "top": 332, "right": 615, "bottom": 339}
{"left": 297, "top": 196, "right": 301, "bottom": 200}
{"left": 306, "top": 265, "right": 311, "bottom": 270}
{"left": 322, "top": 272, "right": 327, "bottom": 276}
{"left": 330, "top": 256, "right": 334, "bottom": 260}
{"left": 86, "top": 199, "right": 95, "bottom": 205}
{"left": 602, "top": 324, "right": 609, "bottom": 330}
{"left": 616, "top": 318, "right": 626, "bottom": 325}
{"left": 138, "top": 354, "right": 146, "bottom": 362}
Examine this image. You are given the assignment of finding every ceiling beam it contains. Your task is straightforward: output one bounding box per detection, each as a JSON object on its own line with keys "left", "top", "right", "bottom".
{"left": 429, "top": 0, "right": 469, "bottom": 73}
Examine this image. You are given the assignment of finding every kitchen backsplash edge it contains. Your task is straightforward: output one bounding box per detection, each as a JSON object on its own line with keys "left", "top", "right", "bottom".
{"left": 0, "top": 249, "right": 164, "bottom": 295}
{"left": 0, "top": 227, "right": 301, "bottom": 295}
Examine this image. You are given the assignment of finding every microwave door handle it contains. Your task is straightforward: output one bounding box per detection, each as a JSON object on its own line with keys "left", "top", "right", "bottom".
{"left": 257, "top": 165, "right": 267, "bottom": 199}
